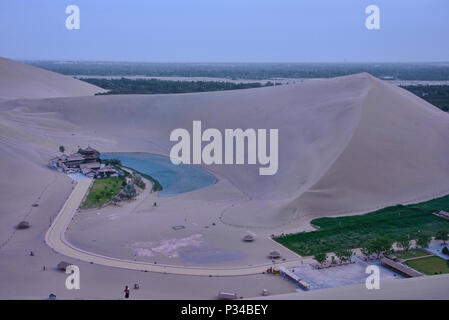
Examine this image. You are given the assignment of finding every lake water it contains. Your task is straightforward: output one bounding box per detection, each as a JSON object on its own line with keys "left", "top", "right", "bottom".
{"left": 102, "top": 153, "right": 216, "bottom": 196}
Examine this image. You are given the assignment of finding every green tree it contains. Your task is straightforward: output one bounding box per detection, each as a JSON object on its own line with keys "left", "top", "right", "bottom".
{"left": 335, "top": 249, "right": 352, "bottom": 263}
{"left": 396, "top": 236, "right": 411, "bottom": 251}
{"left": 442, "top": 246, "right": 449, "bottom": 256}
{"left": 361, "top": 242, "right": 375, "bottom": 259}
{"left": 121, "top": 183, "right": 136, "bottom": 199}
{"left": 416, "top": 233, "right": 432, "bottom": 248}
{"left": 435, "top": 230, "right": 449, "bottom": 245}
{"left": 313, "top": 253, "right": 327, "bottom": 267}
{"left": 377, "top": 237, "right": 394, "bottom": 256}
{"left": 362, "top": 238, "right": 393, "bottom": 258}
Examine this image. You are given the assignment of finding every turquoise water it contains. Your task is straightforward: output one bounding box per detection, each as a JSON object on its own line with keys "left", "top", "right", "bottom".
{"left": 102, "top": 153, "right": 216, "bottom": 196}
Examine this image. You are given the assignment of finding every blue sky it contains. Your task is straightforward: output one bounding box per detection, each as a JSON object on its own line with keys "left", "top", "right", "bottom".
{"left": 0, "top": 0, "right": 448, "bottom": 62}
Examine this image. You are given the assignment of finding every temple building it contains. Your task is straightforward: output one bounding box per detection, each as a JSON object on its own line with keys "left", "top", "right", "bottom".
{"left": 49, "top": 146, "right": 117, "bottom": 178}
{"left": 78, "top": 146, "right": 100, "bottom": 162}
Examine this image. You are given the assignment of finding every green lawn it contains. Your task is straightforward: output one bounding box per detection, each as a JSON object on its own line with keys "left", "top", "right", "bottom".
{"left": 395, "top": 249, "right": 430, "bottom": 260}
{"left": 405, "top": 256, "right": 449, "bottom": 275}
{"left": 80, "top": 177, "right": 125, "bottom": 209}
{"left": 275, "top": 194, "right": 449, "bottom": 256}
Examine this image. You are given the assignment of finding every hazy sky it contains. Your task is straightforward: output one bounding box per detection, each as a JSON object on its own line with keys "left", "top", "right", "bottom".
{"left": 0, "top": 0, "right": 448, "bottom": 62}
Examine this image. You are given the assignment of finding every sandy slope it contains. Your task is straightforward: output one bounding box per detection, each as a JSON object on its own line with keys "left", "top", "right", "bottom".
{"left": 291, "top": 73, "right": 449, "bottom": 218}
{"left": 0, "top": 58, "right": 105, "bottom": 100}
{"left": 2, "top": 73, "right": 449, "bottom": 228}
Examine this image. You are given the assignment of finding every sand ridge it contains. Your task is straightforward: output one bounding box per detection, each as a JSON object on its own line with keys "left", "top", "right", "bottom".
{"left": 0, "top": 57, "right": 106, "bottom": 100}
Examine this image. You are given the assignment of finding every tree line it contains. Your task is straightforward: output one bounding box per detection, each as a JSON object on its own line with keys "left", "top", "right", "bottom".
{"left": 313, "top": 229, "right": 449, "bottom": 266}
{"left": 81, "top": 77, "right": 275, "bottom": 95}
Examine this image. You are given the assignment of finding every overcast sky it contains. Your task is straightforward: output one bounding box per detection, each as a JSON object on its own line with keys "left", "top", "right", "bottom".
{"left": 0, "top": 0, "right": 448, "bottom": 62}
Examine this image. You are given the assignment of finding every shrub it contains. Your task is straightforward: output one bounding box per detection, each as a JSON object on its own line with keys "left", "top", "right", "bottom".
{"left": 313, "top": 253, "right": 327, "bottom": 266}
{"left": 102, "top": 158, "right": 122, "bottom": 166}
{"left": 442, "top": 246, "right": 449, "bottom": 256}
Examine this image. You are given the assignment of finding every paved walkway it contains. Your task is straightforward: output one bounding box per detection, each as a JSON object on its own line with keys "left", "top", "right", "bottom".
{"left": 45, "top": 179, "right": 302, "bottom": 276}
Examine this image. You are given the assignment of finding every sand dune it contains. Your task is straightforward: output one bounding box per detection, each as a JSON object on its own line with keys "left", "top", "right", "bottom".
{"left": 2, "top": 61, "right": 449, "bottom": 298}
{"left": 1, "top": 70, "right": 449, "bottom": 229}
{"left": 0, "top": 57, "right": 105, "bottom": 100}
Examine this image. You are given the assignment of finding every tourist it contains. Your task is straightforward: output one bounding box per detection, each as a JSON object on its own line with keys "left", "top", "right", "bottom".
{"left": 124, "top": 285, "right": 130, "bottom": 299}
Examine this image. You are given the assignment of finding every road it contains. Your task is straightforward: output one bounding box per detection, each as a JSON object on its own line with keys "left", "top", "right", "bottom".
{"left": 45, "top": 179, "right": 303, "bottom": 276}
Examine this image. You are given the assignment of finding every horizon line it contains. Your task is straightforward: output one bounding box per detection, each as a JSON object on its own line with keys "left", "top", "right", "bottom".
{"left": 15, "top": 58, "right": 449, "bottom": 65}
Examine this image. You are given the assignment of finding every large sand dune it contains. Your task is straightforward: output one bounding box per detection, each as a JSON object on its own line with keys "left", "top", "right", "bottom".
{"left": 0, "top": 57, "right": 105, "bottom": 100}
{"left": 1, "top": 71, "right": 449, "bottom": 228}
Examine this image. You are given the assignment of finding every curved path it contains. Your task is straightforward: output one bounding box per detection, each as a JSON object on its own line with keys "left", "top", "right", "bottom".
{"left": 45, "top": 179, "right": 303, "bottom": 276}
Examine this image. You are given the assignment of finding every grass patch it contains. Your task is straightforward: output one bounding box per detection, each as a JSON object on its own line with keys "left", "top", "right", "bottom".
{"left": 405, "top": 256, "right": 449, "bottom": 275}
{"left": 80, "top": 177, "right": 126, "bottom": 209}
{"left": 395, "top": 249, "right": 430, "bottom": 260}
{"left": 275, "top": 194, "right": 449, "bottom": 256}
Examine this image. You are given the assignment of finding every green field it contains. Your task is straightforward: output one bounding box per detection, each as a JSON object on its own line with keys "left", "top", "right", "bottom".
{"left": 275, "top": 194, "right": 449, "bottom": 256}
{"left": 405, "top": 256, "right": 449, "bottom": 275}
{"left": 80, "top": 177, "right": 126, "bottom": 209}
{"left": 395, "top": 249, "right": 430, "bottom": 260}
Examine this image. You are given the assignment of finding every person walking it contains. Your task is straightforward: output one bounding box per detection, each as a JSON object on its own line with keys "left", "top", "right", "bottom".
{"left": 124, "top": 285, "right": 130, "bottom": 299}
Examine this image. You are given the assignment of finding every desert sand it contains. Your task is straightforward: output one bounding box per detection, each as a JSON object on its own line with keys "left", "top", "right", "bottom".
{"left": 1, "top": 58, "right": 449, "bottom": 299}
{"left": 0, "top": 57, "right": 105, "bottom": 99}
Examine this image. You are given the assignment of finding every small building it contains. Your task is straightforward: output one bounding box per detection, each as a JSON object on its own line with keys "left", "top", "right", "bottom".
{"left": 380, "top": 258, "right": 424, "bottom": 278}
{"left": 243, "top": 234, "right": 255, "bottom": 242}
{"left": 65, "top": 154, "right": 85, "bottom": 168}
{"left": 79, "top": 146, "right": 99, "bottom": 162}
{"left": 96, "top": 165, "right": 119, "bottom": 178}
{"left": 49, "top": 146, "right": 107, "bottom": 177}
{"left": 80, "top": 161, "right": 101, "bottom": 171}
{"left": 268, "top": 250, "right": 281, "bottom": 259}
{"left": 279, "top": 267, "right": 311, "bottom": 290}
{"left": 16, "top": 221, "right": 30, "bottom": 229}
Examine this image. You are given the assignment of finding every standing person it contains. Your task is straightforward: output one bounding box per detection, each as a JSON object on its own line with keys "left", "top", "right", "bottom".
{"left": 124, "top": 285, "right": 130, "bottom": 299}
